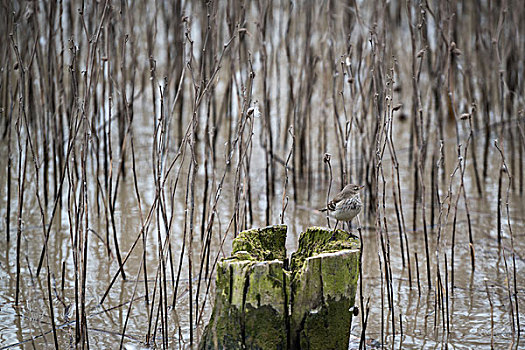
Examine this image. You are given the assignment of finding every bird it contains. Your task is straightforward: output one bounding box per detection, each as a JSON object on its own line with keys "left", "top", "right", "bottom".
{"left": 320, "top": 184, "right": 364, "bottom": 232}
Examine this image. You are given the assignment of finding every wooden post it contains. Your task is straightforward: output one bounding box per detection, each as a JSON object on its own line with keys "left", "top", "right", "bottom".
{"left": 290, "top": 227, "right": 360, "bottom": 349}
{"left": 199, "top": 225, "right": 360, "bottom": 350}
{"left": 199, "top": 225, "right": 288, "bottom": 350}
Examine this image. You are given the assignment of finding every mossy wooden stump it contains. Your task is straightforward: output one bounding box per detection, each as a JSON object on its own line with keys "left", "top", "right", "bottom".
{"left": 199, "top": 225, "right": 360, "bottom": 350}
{"left": 290, "top": 227, "right": 360, "bottom": 349}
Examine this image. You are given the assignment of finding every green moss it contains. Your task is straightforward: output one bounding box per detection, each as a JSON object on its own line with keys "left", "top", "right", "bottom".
{"left": 200, "top": 260, "right": 252, "bottom": 350}
{"left": 229, "top": 261, "right": 255, "bottom": 308}
{"left": 200, "top": 225, "right": 360, "bottom": 350}
{"left": 244, "top": 261, "right": 287, "bottom": 349}
{"left": 289, "top": 227, "right": 360, "bottom": 349}
{"left": 204, "top": 305, "right": 244, "bottom": 350}
{"left": 317, "top": 250, "right": 359, "bottom": 301}
{"left": 299, "top": 298, "right": 354, "bottom": 350}
{"left": 245, "top": 304, "right": 287, "bottom": 349}
{"left": 201, "top": 258, "right": 288, "bottom": 349}
{"left": 245, "top": 261, "right": 287, "bottom": 305}
{"left": 232, "top": 225, "right": 287, "bottom": 261}
{"left": 226, "top": 250, "right": 257, "bottom": 261}
{"left": 290, "top": 227, "right": 359, "bottom": 285}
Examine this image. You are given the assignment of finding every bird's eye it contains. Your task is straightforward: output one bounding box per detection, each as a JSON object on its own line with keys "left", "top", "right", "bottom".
{"left": 354, "top": 186, "right": 359, "bottom": 190}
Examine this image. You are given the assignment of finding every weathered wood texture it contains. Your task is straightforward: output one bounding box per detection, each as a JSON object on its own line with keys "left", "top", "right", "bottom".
{"left": 199, "top": 225, "right": 359, "bottom": 350}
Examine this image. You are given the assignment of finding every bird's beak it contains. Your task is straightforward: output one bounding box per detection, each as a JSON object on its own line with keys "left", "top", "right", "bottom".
{"left": 359, "top": 185, "right": 365, "bottom": 190}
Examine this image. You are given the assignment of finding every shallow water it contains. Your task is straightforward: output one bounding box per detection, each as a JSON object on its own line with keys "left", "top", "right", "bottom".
{"left": 1, "top": 1, "right": 524, "bottom": 349}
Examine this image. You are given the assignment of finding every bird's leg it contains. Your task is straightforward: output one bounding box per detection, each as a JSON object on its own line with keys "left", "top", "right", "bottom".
{"left": 347, "top": 217, "right": 360, "bottom": 239}
{"left": 331, "top": 220, "right": 339, "bottom": 240}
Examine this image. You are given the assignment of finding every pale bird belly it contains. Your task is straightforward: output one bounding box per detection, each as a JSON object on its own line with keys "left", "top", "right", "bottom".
{"left": 332, "top": 197, "right": 362, "bottom": 221}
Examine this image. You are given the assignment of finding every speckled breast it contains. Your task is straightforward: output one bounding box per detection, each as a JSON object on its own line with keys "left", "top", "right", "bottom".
{"left": 333, "top": 195, "right": 362, "bottom": 221}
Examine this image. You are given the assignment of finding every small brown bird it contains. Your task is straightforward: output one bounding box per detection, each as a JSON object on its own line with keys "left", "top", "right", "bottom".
{"left": 320, "top": 184, "right": 364, "bottom": 231}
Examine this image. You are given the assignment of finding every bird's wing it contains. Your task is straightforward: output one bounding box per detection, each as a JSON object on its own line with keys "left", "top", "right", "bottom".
{"left": 327, "top": 187, "right": 352, "bottom": 211}
{"left": 330, "top": 189, "right": 348, "bottom": 205}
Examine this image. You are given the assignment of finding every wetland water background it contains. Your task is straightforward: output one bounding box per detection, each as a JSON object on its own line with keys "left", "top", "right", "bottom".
{"left": 1, "top": 1, "right": 524, "bottom": 349}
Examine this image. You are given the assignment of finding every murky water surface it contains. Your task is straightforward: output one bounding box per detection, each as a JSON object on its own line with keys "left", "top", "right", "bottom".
{"left": 1, "top": 1, "right": 524, "bottom": 349}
